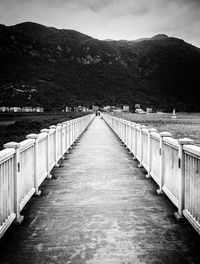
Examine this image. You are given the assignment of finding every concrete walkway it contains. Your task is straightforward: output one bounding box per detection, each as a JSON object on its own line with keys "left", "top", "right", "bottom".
{"left": 0, "top": 117, "right": 200, "bottom": 264}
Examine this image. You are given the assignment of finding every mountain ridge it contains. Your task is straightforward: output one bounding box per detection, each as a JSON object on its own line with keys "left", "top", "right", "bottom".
{"left": 0, "top": 22, "right": 200, "bottom": 111}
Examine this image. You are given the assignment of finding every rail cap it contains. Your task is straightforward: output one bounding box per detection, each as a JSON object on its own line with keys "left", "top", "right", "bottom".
{"left": 0, "top": 148, "right": 15, "bottom": 163}
{"left": 49, "top": 125, "right": 57, "bottom": 129}
{"left": 148, "top": 128, "right": 158, "bottom": 133}
{"left": 40, "top": 128, "right": 49, "bottom": 133}
{"left": 4, "top": 141, "right": 20, "bottom": 149}
{"left": 163, "top": 137, "right": 179, "bottom": 149}
{"left": 178, "top": 138, "right": 194, "bottom": 145}
{"left": 183, "top": 144, "right": 200, "bottom": 156}
{"left": 26, "top": 133, "right": 39, "bottom": 139}
{"left": 160, "top": 132, "right": 172, "bottom": 138}
{"left": 131, "top": 124, "right": 136, "bottom": 128}
{"left": 20, "top": 139, "right": 35, "bottom": 151}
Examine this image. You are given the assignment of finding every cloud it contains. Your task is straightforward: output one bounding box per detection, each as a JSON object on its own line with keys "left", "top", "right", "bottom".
{"left": 0, "top": 0, "right": 199, "bottom": 47}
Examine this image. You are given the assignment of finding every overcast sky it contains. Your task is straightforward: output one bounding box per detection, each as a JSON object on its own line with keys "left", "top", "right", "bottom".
{"left": 0, "top": 0, "right": 199, "bottom": 47}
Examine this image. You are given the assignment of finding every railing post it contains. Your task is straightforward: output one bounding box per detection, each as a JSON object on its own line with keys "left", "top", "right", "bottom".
{"left": 57, "top": 123, "right": 63, "bottom": 159}
{"left": 72, "top": 121, "right": 75, "bottom": 144}
{"left": 120, "top": 120, "right": 123, "bottom": 141}
{"left": 69, "top": 121, "right": 73, "bottom": 149}
{"left": 4, "top": 142, "right": 24, "bottom": 224}
{"left": 138, "top": 125, "right": 147, "bottom": 168}
{"left": 40, "top": 129, "right": 52, "bottom": 179}
{"left": 65, "top": 122, "right": 70, "bottom": 152}
{"left": 133, "top": 124, "right": 140, "bottom": 160}
{"left": 49, "top": 125, "right": 59, "bottom": 167}
{"left": 130, "top": 122, "right": 134, "bottom": 154}
{"left": 74, "top": 120, "right": 78, "bottom": 142}
{"left": 175, "top": 138, "right": 194, "bottom": 220}
{"left": 125, "top": 121, "right": 128, "bottom": 147}
{"left": 123, "top": 120, "right": 126, "bottom": 144}
{"left": 71, "top": 121, "right": 74, "bottom": 144}
{"left": 61, "top": 123, "right": 66, "bottom": 158}
{"left": 146, "top": 128, "right": 158, "bottom": 179}
{"left": 127, "top": 122, "right": 131, "bottom": 151}
{"left": 157, "top": 132, "right": 172, "bottom": 195}
{"left": 26, "top": 134, "right": 41, "bottom": 196}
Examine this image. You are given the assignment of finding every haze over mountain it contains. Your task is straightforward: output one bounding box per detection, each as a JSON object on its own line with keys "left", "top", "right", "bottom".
{"left": 0, "top": 22, "right": 200, "bottom": 111}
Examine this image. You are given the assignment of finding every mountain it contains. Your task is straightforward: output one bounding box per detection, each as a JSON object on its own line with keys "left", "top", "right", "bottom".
{"left": 0, "top": 22, "right": 200, "bottom": 111}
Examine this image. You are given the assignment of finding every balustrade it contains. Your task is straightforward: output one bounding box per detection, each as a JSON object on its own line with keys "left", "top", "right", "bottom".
{"left": 103, "top": 114, "right": 200, "bottom": 235}
{"left": 0, "top": 114, "right": 94, "bottom": 238}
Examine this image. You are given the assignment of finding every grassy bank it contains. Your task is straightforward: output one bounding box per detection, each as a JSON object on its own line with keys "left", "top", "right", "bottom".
{"left": 113, "top": 112, "right": 200, "bottom": 146}
{"left": 0, "top": 112, "right": 90, "bottom": 150}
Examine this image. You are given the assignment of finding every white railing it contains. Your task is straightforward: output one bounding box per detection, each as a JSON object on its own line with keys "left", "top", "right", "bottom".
{"left": 103, "top": 114, "right": 200, "bottom": 235}
{"left": 0, "top": 114, "right": 94, "bottom": 238}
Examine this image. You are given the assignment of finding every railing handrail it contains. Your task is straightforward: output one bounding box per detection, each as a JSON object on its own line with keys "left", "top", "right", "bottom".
{"left": 0, "top": 114, "right": 94, "bottom": 238}
{"left": 103, "top": 113, "right": 200, "bottom": 235}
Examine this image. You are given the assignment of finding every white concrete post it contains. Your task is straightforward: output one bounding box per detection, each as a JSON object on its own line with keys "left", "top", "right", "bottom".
{"left": 4, "top": 142, "right": 24, "bottom": 224}
{"left": 72, "top": 121, "right": 75, "bottom": 143}
{"left": 130, "top": 122, "right": 135, "bottom": 154}
{"left": 123, "top": 120, "right": 126, "bottom": 144}
{"left": 57, "top": 123, "right": 63, "bottom": 158}
{"left": 126, "top": 121, "right": 129, "bottom": 147}
{"left": 26, "top": 134, "right": 41, "bottom": 196}
{"left": 175, "top": 138, "right": 194, "bottom": 220}
{"left": 65, "top": 122, "right": 70, "bottom": 152}
{"left": 138, "top": 125, "right": 147, "bottom": 167}
{"left": 125, "top": 121, "right": 128, "bottom": 147}
{"left": 127, "top": 122, "right": 131, "bottom": 150}
{"left": 61, "top": 123, "right": 66, "bottom": 157}
{"left": 120, "top": 120, "right": 123, "bottom": 141}
{"left": 49, "top": 125, "right": 59, "bottom": 167}
{"left": 116, "top": 120, "right": 119, "bottom": 137}
{"left": 69, "top": 121, "right": 73, "bottom": 148}
{"left": 157, "top": 132, "right": 172, "bottom": 195}
{"left": 133, "top": 124, "right": 140, "bottom": 160}
{"left": 40, "top": 128, "right": 52, "bottom": 179}
{"left": 146, "top": 128, "right": 158, "bottom": 179}
{"left": 75, "top": 120, "right": 78, "bottom": 141}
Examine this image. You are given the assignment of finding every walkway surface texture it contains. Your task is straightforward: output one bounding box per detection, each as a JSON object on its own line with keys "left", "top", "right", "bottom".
{"left": 0, "top": 117, "right": 200, "bottom": 264}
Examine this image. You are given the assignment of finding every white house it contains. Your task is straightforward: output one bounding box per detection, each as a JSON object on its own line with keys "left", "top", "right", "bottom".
{"left": 123, "top": 105, "right": 130, "bottom": 112}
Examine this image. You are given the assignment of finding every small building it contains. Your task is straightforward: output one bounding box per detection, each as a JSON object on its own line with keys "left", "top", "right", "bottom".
{"left": 135, "top": 108, "right": 145, "bottom": 114}
{"left": 75, "top": 106, "right": 83, "bottom": 112}
{"left": 0, "top": 107, "right": 9, "bottom": 112}
{"left": 146, "top": 108, "right": 153, "bottom": 114}
{"left": 22, "top": 107, "right": 33, "bottom": 112}
{"left": 113, "top": 108, "right": 123, "bottom": 114}
{"left": 65, "top": 107, "right": 72, "bottom": 112}
{"left": 123, "top": 105, "right": 130, "bottom": 112}
{"left": 10, "top": 107, "right": 21, "bottom": 112}
{"left": 92, "top": 105, "right": 99, "bottom": 111}
{"left": 82, "top": 107, "right": 89, "bottom": 112}
{"left": 135, "top": 104, "right": 141, "bottom": 109}
{"left": 32, "top": 107, "right": 44, "bottom": 112}
{"left": 103, "top": 106, "right": 111, "bottom": 111}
